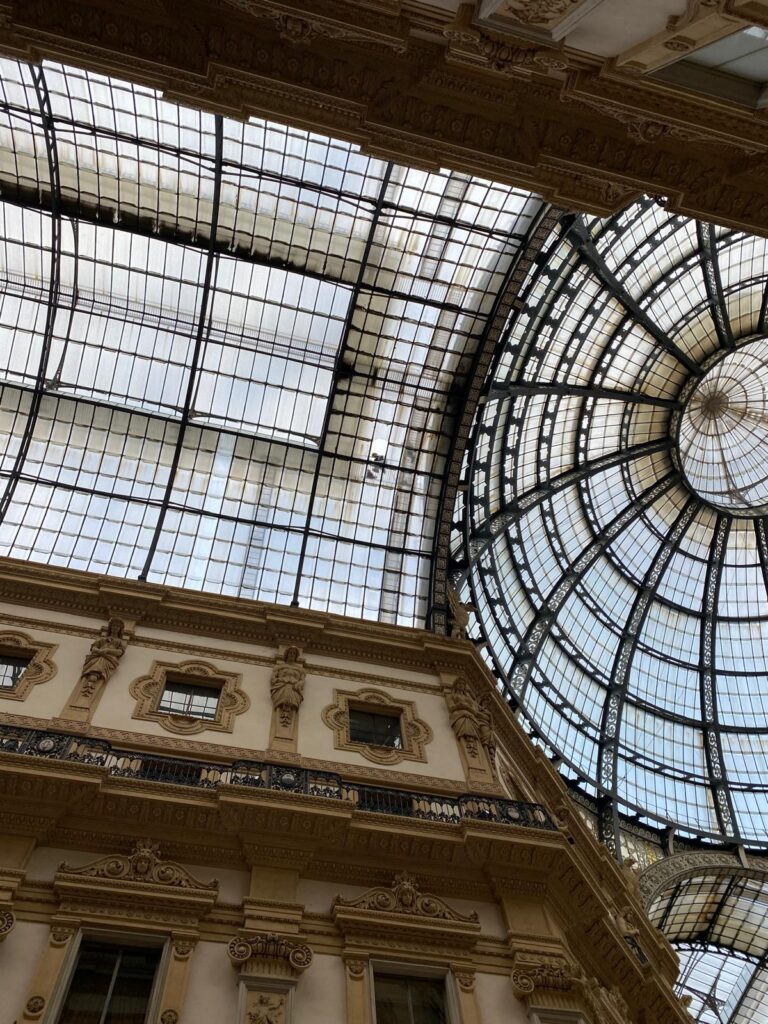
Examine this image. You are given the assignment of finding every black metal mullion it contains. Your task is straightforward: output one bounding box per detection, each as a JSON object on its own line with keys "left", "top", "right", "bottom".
{"left": 462, "top": 438, "right": 674, "bottom": 574}
{"left": 489, "top": 381, "right": 680, "bottom": 408}
{"left": 0, "top": 66, "right": 62, "bottom": 526}
{"left": 700, "top": 515, "right": 738, "bottom": 839}
{"left": 290, "top": 163, "right": 395, "bottom": 607}
{"left": 697, "top": 222, "right": 734, "bottom": 351}
{"left": 596, "top": 497, "right": 699, "bottom": 857}
{"left": 138, "top": 115, "right": 224, "bottom": 581}
{"left": 564, "top": 216, "right": 702, "bottom": 377}
{"left": 509, "top": 472, "right": 677, "bottom": 705}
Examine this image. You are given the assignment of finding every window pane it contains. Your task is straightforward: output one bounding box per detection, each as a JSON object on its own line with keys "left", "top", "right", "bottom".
{"left": 349, "top": 709, "right": 402, "bottom": 748}
{"left": 58, "top": 941, "right": 160, "bottom": 1024}
{"left": 157, "top": 679, "right": 219, "bottom": 719}
{"left": 374, "top": 975, "right": 447, "bottom": 1024}
{"left": 0, "top": 655, "right": 29, "bottom": 689}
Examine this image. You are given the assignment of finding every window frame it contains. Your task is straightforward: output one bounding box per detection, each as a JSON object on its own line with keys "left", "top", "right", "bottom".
{"left": 46, "top": 928, "right": 170, "bottom": 1024}
{"left": 348, "top": 705, "right": 404, "bottom": 750}
{"left": 368, "top": 961, "right": 459, "bottom": 1024}
{"left": 129, "top": 659, "right": 249, "bottom": 735}
{"left": 157, "top": 675, "right": 223, "bottom": 721}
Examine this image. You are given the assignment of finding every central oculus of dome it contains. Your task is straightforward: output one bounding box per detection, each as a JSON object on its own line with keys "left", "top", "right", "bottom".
{"left": 677, "top": 338, "right": 768, "bottom": 514}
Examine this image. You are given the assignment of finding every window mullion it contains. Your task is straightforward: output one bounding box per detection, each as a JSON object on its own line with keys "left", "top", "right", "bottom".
{"left": 98, "top": 948, "right": 122, "bottom": 1024}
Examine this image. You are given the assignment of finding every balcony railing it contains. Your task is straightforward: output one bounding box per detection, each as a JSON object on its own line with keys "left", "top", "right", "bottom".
{"left": 0, "top": 723, "right": 555, "bottom": 831}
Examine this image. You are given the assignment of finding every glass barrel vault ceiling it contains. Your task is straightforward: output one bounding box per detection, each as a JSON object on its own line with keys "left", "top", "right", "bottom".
{"left": 454, "top": 197, "right": 768, "bottom": 847}
{"left": 0, "top": 58, "right": 544, "bottom": 625}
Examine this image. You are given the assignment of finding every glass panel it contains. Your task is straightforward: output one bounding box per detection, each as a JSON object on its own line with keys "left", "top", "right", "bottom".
{"left": 0, "top": 654, "right": 29, "bottom": 688}
{"left": 58, "top": 941, "right": 160, "bottom": 1024}
{"left": 374, "top": 974, "right": 447, "bottom": 1024}
{"left": 157, "top": 679, "right": 220, "bottom": 719}
{"left": 349, "top": 709, "right": 402, "bottom": 748}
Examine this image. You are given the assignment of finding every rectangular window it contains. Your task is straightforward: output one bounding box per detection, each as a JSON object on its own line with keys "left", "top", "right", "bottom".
{"left": 58, "top": 940, "right": 161, "bottom": 1024}
{"left": 373, "top": 974, "right": 448, "bottom": 1024}
{"left": 157, "top": 677, "right": 220, "bottom": 720}
{"left": 0, "top": 654, "right": 30, "bottom": 690}
{"left": 348, "top": 708, "right": 403, "bottom": 749}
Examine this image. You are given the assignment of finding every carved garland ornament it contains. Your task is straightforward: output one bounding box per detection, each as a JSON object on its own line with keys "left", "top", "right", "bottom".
{"left": 0, "top": 631, "right": 56, "bottom": 702}
{"left": 129, "top": 659, "right": 249, "bottom": 734}
{"left": 322, "top": 688, "right": 432, "bottom": 765}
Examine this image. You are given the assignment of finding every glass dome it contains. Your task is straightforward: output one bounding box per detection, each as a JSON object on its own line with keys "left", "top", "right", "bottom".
{"left": 455, "top": 198, "right": 768, "bottom": 846}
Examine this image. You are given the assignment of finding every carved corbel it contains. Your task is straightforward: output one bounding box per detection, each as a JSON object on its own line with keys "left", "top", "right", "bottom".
{"left": 60, "top": 617, "right": 128, "bottom": 723}
{"left": 268, "top": 646, "right": 305, "bottom": 753}
{"left": 0, "top": 905, "right": 15, "bottom": 942}
{"left": 228, "top": 932, "right": 313, "bottom": 1024}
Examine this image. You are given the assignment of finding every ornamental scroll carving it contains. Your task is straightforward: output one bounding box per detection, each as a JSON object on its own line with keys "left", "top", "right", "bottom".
{"left": 510, "top": 949, "right": 575, "bottom": 999}
{"left": 59, "top": 839, "right": 218, "bottom": 891}
{"left": 0, "top": 906, "right": 15, "bottom": 942}
{"left": 228, "top": 932, "right": 313, "bottom": 977}
{"left": 62, "top": 618, "right": 127, "bottom": 722}
{"left": 333, "top": 871, "right": 479, "bottom": 924}
{"left": 268, "top": 646, "right": 305, "bottom": 752}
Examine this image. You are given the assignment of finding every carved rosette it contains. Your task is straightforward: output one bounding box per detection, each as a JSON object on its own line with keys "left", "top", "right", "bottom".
{"left": 0, "top": 906, "right": 15, "bottom": 941}
{"left": 228, "top": 932, "right": 313, "bottom": 978}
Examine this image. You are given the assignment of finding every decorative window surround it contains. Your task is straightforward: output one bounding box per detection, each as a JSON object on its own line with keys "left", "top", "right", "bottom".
{"left": 322, "top": 688, "right": 432, "bottom": 766}
{"left": 129, "top": 659, "right": 249, "bottom": 735}
{"left": 18, "top": 841, "right": 217, "bottom": 1023}
{"left": 0, "top": 631, "right": 56, "bottom": 702}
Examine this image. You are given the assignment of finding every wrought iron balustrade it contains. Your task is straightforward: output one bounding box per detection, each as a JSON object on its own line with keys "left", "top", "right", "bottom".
{"left": 0, "top": 723, "right": 555, "bottom": 831}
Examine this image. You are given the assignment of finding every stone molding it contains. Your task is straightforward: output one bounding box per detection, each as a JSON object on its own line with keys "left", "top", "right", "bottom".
{"left": 321, "top": 687, "right": 432, "bottom": 765}
{"left": 510, "top": 948, "right": 576, "bottom": 999}
{"left": 59, "top": 839, "right": 218, "bottom": 891}
{"left": 129, "top": 658, "right": 250, "bottom": 734}
{"left": 0, "top": 630, "right": 57, "bottom": 702}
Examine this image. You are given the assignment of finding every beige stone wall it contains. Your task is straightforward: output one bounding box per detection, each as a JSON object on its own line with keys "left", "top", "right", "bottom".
{"left": 1, "top": 921, "right": 51, "bottom": 1023}
{"left": 182, "top": 940, "right": 239, "bottom": 1024}
{"left": 293, "top": 953, "right": 347, "bottom": 1024}
{"left": 475, "top": 972, "right": 529, "bottom": 1024}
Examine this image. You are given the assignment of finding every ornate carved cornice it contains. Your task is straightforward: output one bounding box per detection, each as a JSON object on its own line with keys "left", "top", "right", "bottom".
{"left": 2, "top": 0, "right": 768, "bottom": 231}
{"left": 58, "top": 839, "right": 218, "bottom": 890}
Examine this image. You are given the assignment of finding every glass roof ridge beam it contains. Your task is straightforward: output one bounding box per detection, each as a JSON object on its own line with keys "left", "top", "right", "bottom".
{"left": 563, "top": 215, "right": 702, "bottom": 377}
{"left": 488, "top": 381, "right": 681, "bottom": 409}
{"left": 289, "top": 162, "right": 395, "bottom": 609}
{"left": 697, "top": 222, "right": 735, "bottom": 351}
{"left": 701, "top": 514, "right": 739, "bottom": 840}
{"left": 596, "top": 497, "right": 700, "bottom": 859}
{"left": 508, "top": 471, "right": 678, "bottom": 706}
{"left": 137, "top": 114, "right": 224, "bottom": 583}
{"left": 0, "top": 65, "right": 62, "bottom": 527}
